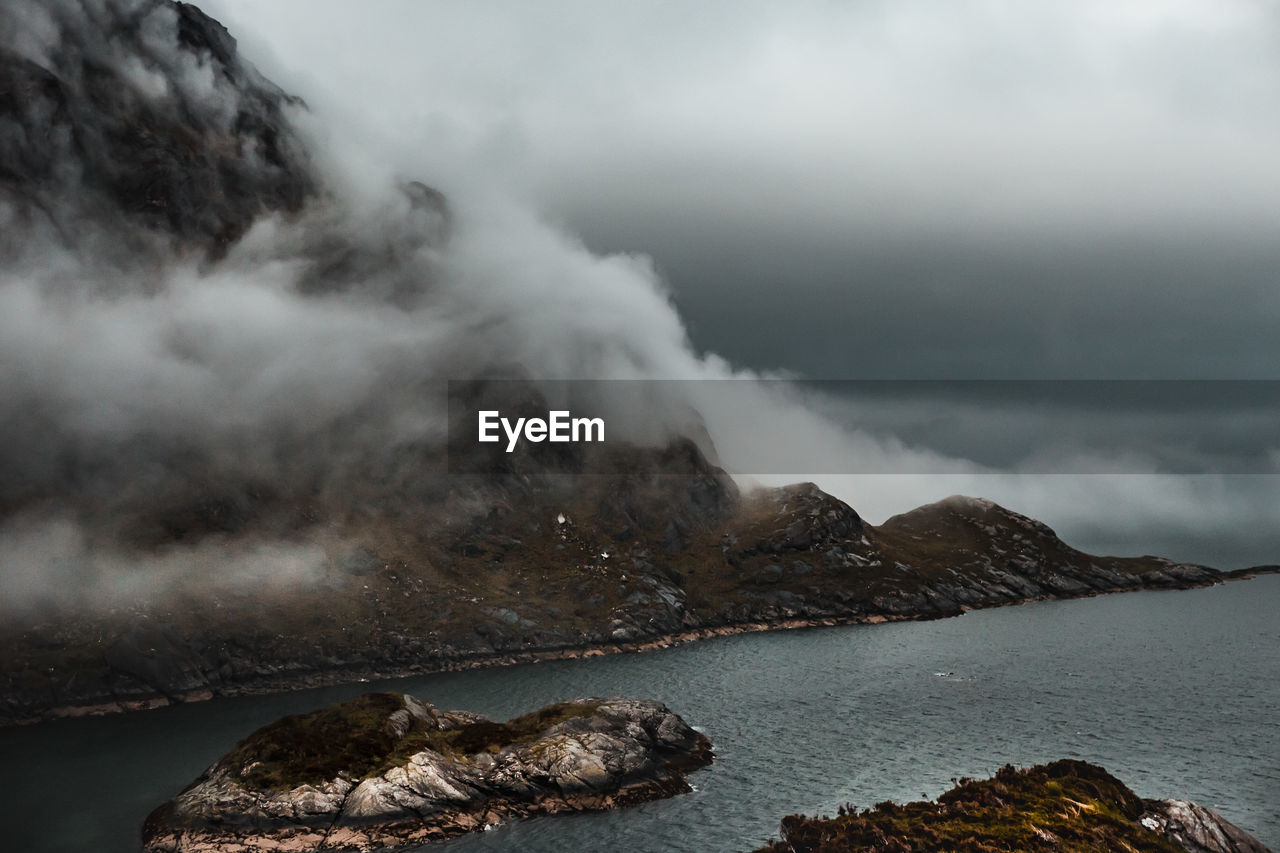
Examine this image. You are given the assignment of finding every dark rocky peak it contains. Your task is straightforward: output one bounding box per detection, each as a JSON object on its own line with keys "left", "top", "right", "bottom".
{"left": 435, "top": 430, "right": 741, "bottom": 560}
{"left": 880, "top": 494, "right": 1059, "bottom": 542}
{"left": 744, "top": 482, "right": 865, "bottom": 554}
{"left": 0, "top": 0, "right": 315, "bottom": 256}
{"left": 172, "top": 1, "right": 237, "bottom": 67}
{"left": 873, "top": 494, "right": 1083, "bottom": 577}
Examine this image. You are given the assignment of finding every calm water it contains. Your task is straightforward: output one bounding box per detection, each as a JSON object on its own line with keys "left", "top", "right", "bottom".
{"left": 3, "top": 576, "right": 1277, "bottom": 852}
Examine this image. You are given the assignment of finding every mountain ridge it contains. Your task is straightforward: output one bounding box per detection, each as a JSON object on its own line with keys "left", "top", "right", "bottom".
{"left": 0, "top": 0, "right": 1272, "bottom": 730}
{"left": 2, "top": 453, "right": 1251, "bottom": 727}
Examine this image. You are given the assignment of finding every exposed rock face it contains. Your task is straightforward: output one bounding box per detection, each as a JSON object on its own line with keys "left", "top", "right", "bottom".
{"left": 0, "top": 0, "right": 314, "bottom": 255}
{"left": 1142, "top": 800, "right": 1273, "bottom": 853}
{"left": 3, "top": 479, "right": 1243, "bottom": 726}
{"left": 752, "top": 760, "right": 1272, "bottom": 853}
{"left": 0, "top": 0, "right": 1260, "bottom": 729}
{"left": 142, "top": 691, "right": 712, "bottom": 851}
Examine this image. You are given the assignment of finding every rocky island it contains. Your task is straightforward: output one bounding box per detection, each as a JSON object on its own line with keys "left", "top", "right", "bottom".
{"left": 142, "top": 691, "right": 712, "bottom": 851}
{"left": 752, "top": 760, "right": 1272, "bottom": 853}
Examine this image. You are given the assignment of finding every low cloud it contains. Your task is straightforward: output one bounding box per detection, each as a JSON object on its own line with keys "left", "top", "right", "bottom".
{"left": 2, "top": 1, "right": 1276, "bottom": 617}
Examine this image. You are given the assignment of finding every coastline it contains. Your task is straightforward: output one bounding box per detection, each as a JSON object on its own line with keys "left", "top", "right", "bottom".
{"left": 16, "top": 567, "right": 1275, "bottom": 728}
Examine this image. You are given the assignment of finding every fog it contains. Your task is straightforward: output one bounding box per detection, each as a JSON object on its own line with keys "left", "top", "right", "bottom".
{"left": 1, "top": 0, "right": 1276, "bottom": 615}
{"left": 203, "top": 0, "right": 1279, "bottom": 565}
{"left": 206, "top": 0, "right": 1280, "bottom": 379}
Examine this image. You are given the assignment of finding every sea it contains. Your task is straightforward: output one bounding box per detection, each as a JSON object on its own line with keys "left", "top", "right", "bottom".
{"left": 3, "top": 574, "right": 1276, "bottom": 852}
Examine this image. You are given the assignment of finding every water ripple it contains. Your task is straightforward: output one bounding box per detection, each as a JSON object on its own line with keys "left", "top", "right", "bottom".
{"left": 1, "top": 578, "right": 1276, "bottom": 852}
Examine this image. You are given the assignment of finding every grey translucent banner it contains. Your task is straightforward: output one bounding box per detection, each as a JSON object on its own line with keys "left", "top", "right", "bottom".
{"left": 446, "top": 379, "right": 1280, "bottom": 475}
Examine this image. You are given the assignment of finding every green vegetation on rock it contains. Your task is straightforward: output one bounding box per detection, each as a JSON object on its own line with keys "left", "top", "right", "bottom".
{"left": 754, "top": 760, "right": 1187, "bottom": 853}
{"left": 225, "top": 692, "right": 409, "bottom": 789}
{"left": 145, "top": 694, "right": 713, "bottom": 851}
{"left": 423, "top": 700, "right": 602, "bottom": 756}
{"left": 223, "top": 692, "right": 603, "bottom": 790}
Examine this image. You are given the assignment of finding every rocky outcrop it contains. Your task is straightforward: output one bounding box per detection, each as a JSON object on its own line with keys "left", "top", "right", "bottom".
{"left": 4, "top": 479, "right": 1255, "bottom": 726}
{"left": 0, "top": 0, "right": 314, "bottom": 255}
{"left": 1142, "top": 800, "right": 1273, "bottom": 853}
{"left": 142, "top": 692, "right": 712, "bottom": 851}
{"left": 0, "top": 0, "right": 1269, "bottom": 729}
{"left": 752, "top": 760, "right": 1272, "bottom": 853}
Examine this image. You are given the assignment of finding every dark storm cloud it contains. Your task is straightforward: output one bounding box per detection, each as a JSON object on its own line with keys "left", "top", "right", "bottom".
{"left": 610, "top": 233, "right": 1280, "bottom": 381}
{"left": 3, "top": 0, "right": 1277, "bottom": 613}
{"left": 802, "top": 380, "right": 1280, "bottom": 474}
{"left": 0, "top": 0, "right": 745, "bottom": 612}
{"left": 209, "top": 0, "right": 1280, "bottom": 380}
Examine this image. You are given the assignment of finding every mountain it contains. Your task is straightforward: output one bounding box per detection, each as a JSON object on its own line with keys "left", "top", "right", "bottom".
{"left": 0, "top": 1, "right": 1247, "bottom": 727}
{"left": 0, "top": 461, "right": 1226, "bottom": 724}
{"left": 0, "top": 0, "right": 313, "bottom": 255}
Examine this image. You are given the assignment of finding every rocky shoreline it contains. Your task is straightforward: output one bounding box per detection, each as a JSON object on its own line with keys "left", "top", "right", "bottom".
{"left": 12, "top": 566, "right": 1274, "bottom": 728}
{"left": 1, "top": 0, "right": 1275, "bottom": 738}
{"left": 752, "top": 760, "right": 1272, "bottom": 853}
{"left": 142, "top": 692, "right": 712, "bottom": 852}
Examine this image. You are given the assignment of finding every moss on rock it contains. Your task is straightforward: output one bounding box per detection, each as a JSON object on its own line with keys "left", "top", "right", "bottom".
{"left": 754, "top": 760, "right": 1189, "bottom": 853}
{"left": 222, "top": 692, "right": 606, "bottom": 791}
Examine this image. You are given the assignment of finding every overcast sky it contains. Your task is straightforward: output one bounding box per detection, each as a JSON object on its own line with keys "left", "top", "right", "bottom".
{"left": 5, "top": 0, "right": 1277, "bottom": 618}
{"left": 192, "top": 1, "right": 1280, "bottom": 566}
{"left": 210, "top": 0, "right": 1280, "bottom": 380}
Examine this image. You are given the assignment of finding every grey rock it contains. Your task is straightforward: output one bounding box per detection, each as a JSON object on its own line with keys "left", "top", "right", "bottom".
{"left": 0, "top": 0, "right": 315, "bottom": 254}
{"left": 1141, "top": 799, "right": 1272, "bottom": 853}
{"left": 143, "top": 693, "right": 712, "bottom": 851}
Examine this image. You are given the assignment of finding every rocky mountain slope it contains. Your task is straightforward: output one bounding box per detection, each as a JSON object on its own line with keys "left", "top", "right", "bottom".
{"left": 0, "top": 454, "right": 1229, "bottom": 725}
{"left": 751, "top": 760, "right": 1271, "bottom": 853}
{"left": 0, "top": 0, "right": 1260, "bottom": 729}
{"left": 0, "top": 0, "right": 314, "bottom": 256}
{"left": 142, "top": 691, "right": 712, "bottom": 851}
